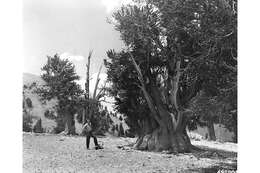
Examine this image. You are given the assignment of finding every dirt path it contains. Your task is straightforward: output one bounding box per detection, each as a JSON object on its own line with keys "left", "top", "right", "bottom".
{"left": 23, "top": 133, "right": 237, "bottom": 173}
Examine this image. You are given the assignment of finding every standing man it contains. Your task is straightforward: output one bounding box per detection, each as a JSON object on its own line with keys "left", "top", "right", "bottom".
{"left": 82, "top": 120, "right": 103, "bottom": 150}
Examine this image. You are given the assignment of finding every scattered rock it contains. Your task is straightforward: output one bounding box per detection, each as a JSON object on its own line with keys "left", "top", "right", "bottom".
{"left": 117, "top": 145, "right": 132, "bottom": 151}
{"left": 23, "top": 133, "right": 237, "bottom": 172}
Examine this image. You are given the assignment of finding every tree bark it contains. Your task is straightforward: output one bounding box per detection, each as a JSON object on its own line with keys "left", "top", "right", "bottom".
{"left": 206, "top": 121, "right": 216, "bottom": 141}
{"left": 130, "top": 53, "right": 193, "bottom": 153}
{"left": 133, "top": 86, "right": 192, "bottom": 152}
{"left": 64, "top": 113, "right": 76, "bottom": 135}
{"left": 134, "top": 115, "right": 191, "bottom": 153}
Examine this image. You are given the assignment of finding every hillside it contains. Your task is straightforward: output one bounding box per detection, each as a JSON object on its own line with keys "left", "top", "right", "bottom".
{"left": 23, "top": 73, "right": 45, "bottom": 86}
{"left": 23, "top": 73, "right": 57, "bottom": 133}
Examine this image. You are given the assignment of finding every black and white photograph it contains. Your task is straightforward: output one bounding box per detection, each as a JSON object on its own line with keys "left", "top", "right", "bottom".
{"left": 21, "top": 0, "right": 238, "bottom": 172}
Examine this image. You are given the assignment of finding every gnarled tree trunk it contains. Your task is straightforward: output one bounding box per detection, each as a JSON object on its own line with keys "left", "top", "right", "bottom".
{"left": 130, "top": 54, "right": 194, "bottom": 153}
{"left": 206, "top": 121, "right": 216, "bottom": 141}
{"left": 133, "top": 110, "right": 192, "bottom": 153}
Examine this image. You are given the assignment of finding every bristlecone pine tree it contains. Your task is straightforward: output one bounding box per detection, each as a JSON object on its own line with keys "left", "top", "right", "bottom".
{"left": 36, "top": 54, "right": 83, "bottom": 135}
{"left": 105, "top": 0, "right": 237, "bottom": 153}
{"left": 189, "top": 91, "right": 222, "bottom": 141}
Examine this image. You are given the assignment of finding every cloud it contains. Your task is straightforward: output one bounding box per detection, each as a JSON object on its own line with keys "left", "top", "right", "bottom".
{"left": 60, "top": 52, "right": 84, "bottom": 61}
{"left": 89, "top": 73, "right": 108, "bottom": 93}
{"left": 76, "top": 73, "right": 108, "bottom": 93}
{"left": 77, "top": 72, "right": 115, "bottom": 112}
{"left": 101, "top": 0, "right": 133, "bottom": 13}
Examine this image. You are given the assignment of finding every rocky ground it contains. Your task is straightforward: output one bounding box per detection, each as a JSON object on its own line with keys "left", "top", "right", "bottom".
{"left": 23, "top": 133, "right": 237, "bottom": 173}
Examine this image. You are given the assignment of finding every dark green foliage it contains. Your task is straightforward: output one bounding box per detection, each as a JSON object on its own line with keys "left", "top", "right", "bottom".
{"left": 112, "top": 113, "right": 117, "bottom": 117}
{"left": 23, "top": 111, "right": 32, "bottom": 132}
{"left": 35, "top": 54, "right": 83, "bottom": 134}
{"left": 54, "top": 114, "right": 66, "bottom": 134}
{"left": 100, "top": 109, "right": 112, "bottom": 131}
{"left": 29, "top": 82, "right": 37, "bottom": 90}
{"left": 118, "top": 123, "right": 125, "bottom": 136}
{"left": 189, "top": 91, "right": 222, "bottom": 124}
{"left": 111, "top": 125, "right": 116, "bottom": 132}
{"left": 189, "top": 88, "right": 237, "bottom": 142}
{"left": 23, "top": 84, "right": 28, "bottom": 89}
{"left": 23, "top": 87, "right": 33, "bottom": 132}
{"left": 219, "top": 87, "right": 237, "bottom": 142}
{"left": 104, "top": 50, "right": 150, "bottom": 136}
{"left": 44, "top": 110, "right": 56, "bottom": 120}
{"left": 23, "top": 98, "right": 25, "bottom": 109}
{"left": 33, "top": 118, "right": 44, "bottom": 133}
{"left": 115, "top": 124, "right": 119, "bottom": 132}
{"left": 75, "top": 109, "right": 84, "bottom": 124}
{"left": 25, "top": 98, "right": 33, "bottom": 108}
{"left": 125, "top": 129, "right": 135, "bottom": 138}
{"left": 76, "top": 98, "right": 113, "bottom": 135}
{"left": 106, "top": 0, "right": 237, "bottom": 136}
{"left": 91, "top": 104, "right": 113, "bottom": 135}
{"left": 35, "top": 54, "right": 83, "bottom": 106}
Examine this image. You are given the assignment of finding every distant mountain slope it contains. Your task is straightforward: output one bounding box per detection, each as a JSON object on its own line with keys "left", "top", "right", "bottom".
{"left": 23, "top": 73, "right": 45, "bottom": 86}
{"left": 23, "top": 73, "right": 57, "bottom": 132}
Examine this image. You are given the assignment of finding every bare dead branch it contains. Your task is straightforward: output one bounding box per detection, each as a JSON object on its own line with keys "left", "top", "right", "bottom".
{"left": 93, "top": 65, "right": 103, "bottom": 99}
{"left": 128, "top": 52, "right": 163, "bottom": 126}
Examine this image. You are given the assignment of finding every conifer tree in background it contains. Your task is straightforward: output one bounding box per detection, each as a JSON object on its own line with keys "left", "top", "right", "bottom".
{"left": 36, "top": 54, "right": 83, "bottom": 135}
{"left": 23, "top": 86, "right": 33, "bottom": 132}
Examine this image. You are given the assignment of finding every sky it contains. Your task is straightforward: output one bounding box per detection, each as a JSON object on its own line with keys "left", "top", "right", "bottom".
{"left": 23, "top": 0, "right": 129, "bottom": 86}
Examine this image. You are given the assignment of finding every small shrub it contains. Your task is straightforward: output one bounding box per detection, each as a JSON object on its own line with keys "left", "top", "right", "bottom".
{"left": 54, "top": 115, "right": 65, "bottom": 134}
{"left": 29, "top": 82, "right": 37, "bottom": 90}
{"left": 119, "top": 123, "right": 125, "bottom": 137}
{"left": 33, "top": 118, "right": 43, "bottom": 133}
{"left": 44, "top": 110, "right": 56, "bottom": 120}
{"left": 23, "top": 111, "right": 32, "bottom": 132}
{"left": 125, "top": 129, "right": 135, "bottom": 138}
{"left": 111, "top": 125, "right": 115, "bottom": 132}
{"left": 26, "top": 98, "right": 33, "bottom": 108}
{"left": 115, "top": 124, "right": 119, "bottom": 132}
